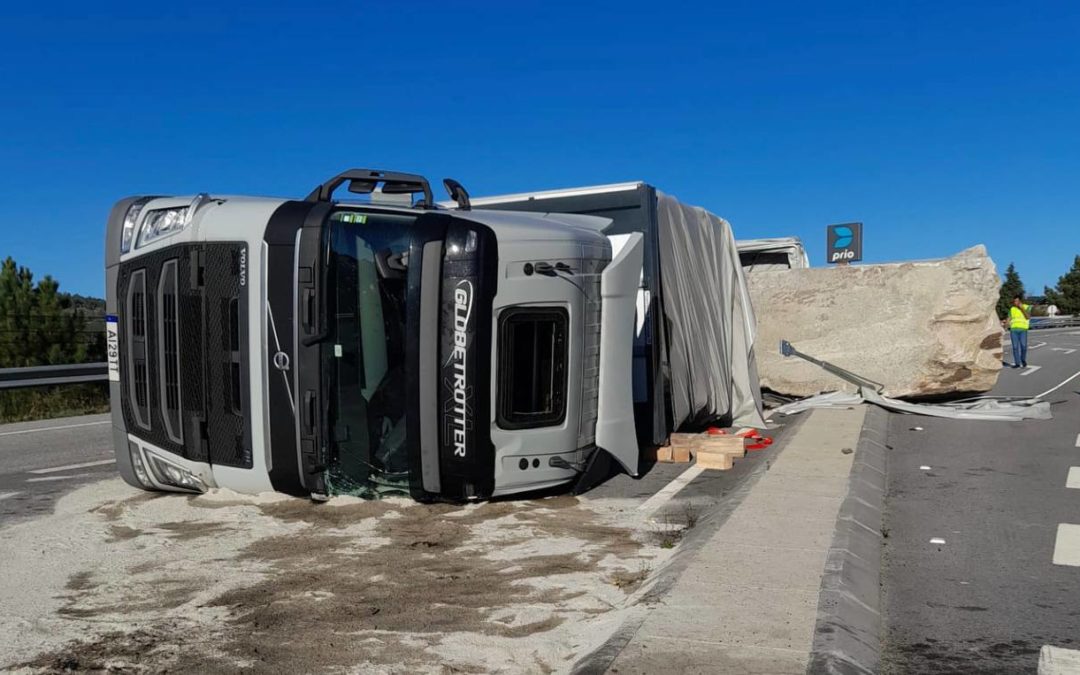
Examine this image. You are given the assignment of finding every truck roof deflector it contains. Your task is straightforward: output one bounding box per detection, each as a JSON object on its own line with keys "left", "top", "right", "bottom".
{"left": 596, "top": 232, "right": 645, "bottom": 476}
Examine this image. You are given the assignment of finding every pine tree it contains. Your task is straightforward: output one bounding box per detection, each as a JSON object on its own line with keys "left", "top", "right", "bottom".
{"left": 0, "top": 257, "right": 37, "bottom": 368}
{"left": 0, "top": 257, "right": 107, "bottom": 422}
{"left": 997, "top": 263, "right": 1025, "bottom": 319}
{"left": 1044, "top": 255, "right": 1080, "bottom": 315}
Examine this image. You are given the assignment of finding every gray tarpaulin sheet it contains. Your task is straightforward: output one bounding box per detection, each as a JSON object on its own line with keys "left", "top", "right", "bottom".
{"left": 655, "top": 193, "right": 766, "bottom": 429}
{"left": 772, "top": 388, "right": 1052, "bottom": 421}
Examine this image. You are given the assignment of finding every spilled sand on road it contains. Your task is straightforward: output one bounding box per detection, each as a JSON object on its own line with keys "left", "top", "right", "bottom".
{"left": 0, "top": 480, "right": 675, "bottom": 674}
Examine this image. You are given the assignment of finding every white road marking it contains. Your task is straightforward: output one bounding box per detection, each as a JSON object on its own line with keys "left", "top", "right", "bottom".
{"left": 1038, "top": 370, "right": 1080, "bottom": 399}
{"left": 1021, "top": 365, "right": 1043, "bottom": 376}
{"left": 1053, "top": 524, "right": 1080, "bottom": 566}
{"left": 1039, "top": 645, "right": 1080, "bottom": 674}
{"left": 25, "top": 472, "right": 98, "bottom": 483}
{"left": 1076, "top": 433, "right": 1080, "bottom": 448}
{"left": 0, "top": 491, "right": 21, "bottom": 501}
{"left": 1068, "top": 468, "right": 1080, "bottom": 490}
{"left": 0, "top": 420, "right": 109, "bottom": 438}
{"left": 920, "top": 465, "right": 932, "bottom": 471}
{"left": 1051, "top": 348, "right": 1078, "bottom": 355}
{"left": 929, "top": 537, "right": 946, "bottom": 545}
{"left": 1030, "top": 341, "right": 1048, "bottom": 350}
{"left": 27, "top": 459, "right": 114, "bottom": 475}
{"left": 638, "top": 465, "right": 705, "bottom": 514}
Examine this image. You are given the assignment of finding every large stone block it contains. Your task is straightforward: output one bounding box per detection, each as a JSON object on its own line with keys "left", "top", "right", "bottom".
{"left": 749, "top": 246, "right": 1003, "bottom": 398}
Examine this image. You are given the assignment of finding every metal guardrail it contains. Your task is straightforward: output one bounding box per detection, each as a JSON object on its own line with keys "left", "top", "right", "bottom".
{"left": 0, "top": 363, "right": 109, "bottom": 390}
{"left": 1030, "top": 315, "right": 1080, "bottom": 330}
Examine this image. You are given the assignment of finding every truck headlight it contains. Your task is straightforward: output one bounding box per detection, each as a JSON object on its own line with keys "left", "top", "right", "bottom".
{"left": 120, "top": 198, "right": 154, "bottom": 254}
{"left": 138, "top": 206, "right": 190, "bottom": 248}
{"left": 128, "top": 442, "right": 152, "bottom": 487}
{"left": 145, "top": 452, "right": 206, "bottom": 492}
{"left": 135, "top": 194, "right": 213, "bottom": 249}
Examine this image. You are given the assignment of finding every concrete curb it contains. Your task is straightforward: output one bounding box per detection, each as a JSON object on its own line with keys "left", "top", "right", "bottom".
{"left": 571, "top": 414, "right": 810, "bottom": 675}
{"left": 806, "top": 405, "right": 889, "bottom": 675}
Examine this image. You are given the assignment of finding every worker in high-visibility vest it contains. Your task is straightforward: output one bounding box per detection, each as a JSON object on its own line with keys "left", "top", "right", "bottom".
{"left": 1005, "top": 296, "right": 1032, "bottom": 368}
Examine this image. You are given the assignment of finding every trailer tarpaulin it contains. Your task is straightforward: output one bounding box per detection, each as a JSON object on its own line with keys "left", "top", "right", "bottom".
{"left": 655, "top": 192, "right": 766, "bottom": 429}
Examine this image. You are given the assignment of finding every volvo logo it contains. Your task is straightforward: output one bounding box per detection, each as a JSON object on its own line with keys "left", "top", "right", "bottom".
{"left": 273, "top": 351, "right": 290, "bottom": 371}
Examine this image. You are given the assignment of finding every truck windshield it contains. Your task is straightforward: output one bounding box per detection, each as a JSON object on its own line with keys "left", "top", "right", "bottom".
{"left": 323, "top": 209, "right": 416, "bottom": 496}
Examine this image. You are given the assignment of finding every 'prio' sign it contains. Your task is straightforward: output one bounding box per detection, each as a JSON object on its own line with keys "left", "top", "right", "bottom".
{"left": 826, "top": 222, "right": 863, "bottom": 264}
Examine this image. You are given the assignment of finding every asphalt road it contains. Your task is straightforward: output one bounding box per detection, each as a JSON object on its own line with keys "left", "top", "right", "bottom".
{"left": 0, "top": 407, "right": 795, "bottom": 530}
{"left": 881, "top": 328, "right": 1080, "bottom": 673}
{"left": 0, "top": 414, "right": 115, "bottom": 527}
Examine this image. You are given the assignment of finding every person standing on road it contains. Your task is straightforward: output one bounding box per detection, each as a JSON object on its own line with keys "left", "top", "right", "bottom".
{"left": 1005, "top": 295, "right": 1032, "bottom": 368}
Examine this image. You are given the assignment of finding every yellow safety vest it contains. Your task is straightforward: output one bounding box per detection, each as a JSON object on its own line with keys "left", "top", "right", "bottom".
{"left": 1009, "top": 304, "right": 1031, "bottom": 330}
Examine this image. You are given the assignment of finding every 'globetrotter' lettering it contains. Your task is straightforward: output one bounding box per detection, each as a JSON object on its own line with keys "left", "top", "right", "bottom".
{"left": 449, "top": 280, "right": 473, "bottom": 458}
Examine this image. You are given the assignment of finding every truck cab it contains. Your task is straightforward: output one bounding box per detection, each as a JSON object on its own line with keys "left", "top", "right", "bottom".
{"left": 104, "top": 169, "right": 642, "bottom": 501}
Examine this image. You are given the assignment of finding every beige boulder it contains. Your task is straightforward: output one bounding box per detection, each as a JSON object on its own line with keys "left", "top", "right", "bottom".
{"left": 748, "top": 246, "right": 1003, "bottom": 398}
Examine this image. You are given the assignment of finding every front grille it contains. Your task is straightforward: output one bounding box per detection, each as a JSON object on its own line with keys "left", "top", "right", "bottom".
{"left": 132, "top": 289, "right": 146, "bottom": 337}
{"left": 158, "top": 259, "right": 182, "bottom": 444}
{"left": 117, "top": 243, "right": 251, "bottom": 468}
{"left": 202, "top": 247, "right": 252, "bottom": 468}
{"left": 126, "top": 270, "right": 150, "bottom": 429}
{"left": 133, "top": 363, "right": 149, "bottom": 408}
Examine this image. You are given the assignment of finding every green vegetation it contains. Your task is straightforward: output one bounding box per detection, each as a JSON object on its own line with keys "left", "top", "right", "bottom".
{"left": 0, "top": 257, "right": 109, "bottom": 423}
{"left": 996, "top": 263, "right": 1025, "bottom": 320}
{"left": 1044, "top": 255, "right": 1080, "bottom": 316}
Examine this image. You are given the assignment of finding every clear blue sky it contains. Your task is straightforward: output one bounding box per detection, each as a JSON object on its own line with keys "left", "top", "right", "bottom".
{"left": 2, "top": 0, "right": 1078, "bottom": 297}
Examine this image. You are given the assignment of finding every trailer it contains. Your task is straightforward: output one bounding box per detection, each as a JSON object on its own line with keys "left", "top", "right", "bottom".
{"left": 461, "top": 182, "right": 766, "bottom": 447}
{"left": 737, "top": 237, "right": 810, "bottom": 272}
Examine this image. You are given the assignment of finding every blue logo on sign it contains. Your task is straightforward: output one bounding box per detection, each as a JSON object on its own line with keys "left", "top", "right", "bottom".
{"left": 833, "top": 226, "right": 853, "bottom": 248}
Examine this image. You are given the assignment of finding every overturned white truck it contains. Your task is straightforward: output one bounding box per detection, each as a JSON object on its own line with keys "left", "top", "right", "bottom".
{"left": 104, "top": 170, "right": 763, "bottom": 502}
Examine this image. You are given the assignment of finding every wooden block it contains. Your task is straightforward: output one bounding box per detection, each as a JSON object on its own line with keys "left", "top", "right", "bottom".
{"left": 696, "top": 450, "right": 733, "bottom": 470}
{"left": 668, "top": 433, "right": 702, "bottom": 448}
{"left": 654, "top": 445, "right": 692, "bottom": 464}
{"left": 698, "top": 436, "right": 746, "bottom": 457}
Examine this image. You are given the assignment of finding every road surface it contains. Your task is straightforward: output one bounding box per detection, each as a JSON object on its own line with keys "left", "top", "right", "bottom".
{"left": 0, "top": 411, "right": 793, "bottom": 529}
{"left": 881, "top": 327, "right": 1080, "bottom": 673}
{"left": 0, "top": 414, "right": 114, "bottom": 527}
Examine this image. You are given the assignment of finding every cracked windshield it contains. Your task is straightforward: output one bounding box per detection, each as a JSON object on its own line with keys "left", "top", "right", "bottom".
{"left": 324, "top": 210, "right": 416, "bottom": 496}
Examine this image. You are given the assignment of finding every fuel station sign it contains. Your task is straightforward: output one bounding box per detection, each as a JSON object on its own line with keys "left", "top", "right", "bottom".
{"left": 827, "top": 222, "right": 863, "bottom": 264}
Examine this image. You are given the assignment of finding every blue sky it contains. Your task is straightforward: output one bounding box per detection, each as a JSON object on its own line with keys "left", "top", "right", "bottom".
{"left": 1, "top": 0, "right": 1077, "bottom": 297}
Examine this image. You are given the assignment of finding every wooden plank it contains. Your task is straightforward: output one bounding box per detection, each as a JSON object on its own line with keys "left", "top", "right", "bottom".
{"left": 698, "top": 436, "right": 746, "bottom": 457}
{"left": 668, "top": 433, "right": 702, "bottom": 448}
{"left": 696, "top": 450, "right": 733, "bottom": 470}
{"left": 655, "top": 446, "right": 692, "bottom": 463}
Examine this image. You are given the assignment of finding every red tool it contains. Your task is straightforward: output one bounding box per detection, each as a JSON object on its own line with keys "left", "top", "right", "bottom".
{"left": 743, "top": 430, "right": 774, "bottom": 451}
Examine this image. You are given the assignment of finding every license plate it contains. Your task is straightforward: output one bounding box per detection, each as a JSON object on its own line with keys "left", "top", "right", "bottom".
{"left": 106, "top": 315, "right": 120, "bottom": 382}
